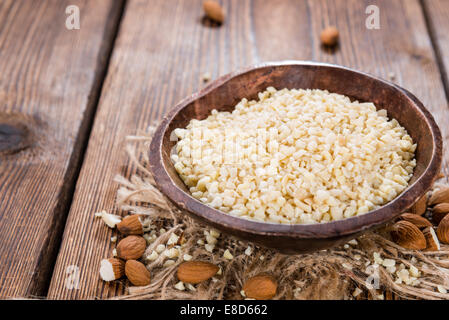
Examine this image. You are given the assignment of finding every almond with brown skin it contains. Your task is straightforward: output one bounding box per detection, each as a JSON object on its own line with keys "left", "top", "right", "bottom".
{"left": 116, "top": 235, "right": 146, "bottom": 260}
{"left": 117, "top": 215, "right": 143, "bottom": 235}
{"left": 177, "top": 261, "right": 219, "bottom": 284}
{"left": 390, "top": 220, "right": 426, "bottom": 250}
{"left": 99, "top": 258, "right": 125, "bottom": 281}
{"left": 410, "top": 195, "right": 427, "bottom": 216}
{"left": 399, "top": 213, "right": 432, "bottom": 228}
{"left": 432, "top": 203, "right": 449, "bottom": 224}
{"left": 243, "top": 274, "right": 277, "bottom": 300}
{"left": 422, "top": 227, "right": 441, "bottom": 251}
{"left": 203, "top": 0, "right": 225, "bottom": 23}
{"left": 437, "top": 214, "right": 449, "bottom": 244}
{"left": 125, "top": 260, "right": 151, "bottom": 286}
{"left": 429, "top": 187, "right": 449, "bottom": 206}
{"left": 320, "top": 26, "right": 339, "bottom": 47}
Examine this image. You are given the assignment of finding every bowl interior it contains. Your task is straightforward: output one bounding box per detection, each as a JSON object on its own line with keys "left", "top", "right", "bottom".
{"left": 152, "top": 62, "right": 441, "bottom": 246}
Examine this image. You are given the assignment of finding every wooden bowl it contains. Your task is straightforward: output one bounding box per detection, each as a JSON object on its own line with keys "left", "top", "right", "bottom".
{"left": 149, "top": 61, "right": 442, "bottom": 254}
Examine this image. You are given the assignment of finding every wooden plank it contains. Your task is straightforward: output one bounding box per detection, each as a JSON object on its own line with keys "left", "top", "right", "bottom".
{"left": 422, "top": 0, "right": 449, "bottom": 156}
{"left": 48, "top": 0, "right": 449, "bottom": 299}
{"left": 0, "top": 0, "right": 123, "bottom": 298}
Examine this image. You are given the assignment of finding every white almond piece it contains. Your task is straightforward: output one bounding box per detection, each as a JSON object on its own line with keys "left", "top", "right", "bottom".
{"left": 174, "top": 281, "right": 185, "bottom": 291}
{"left": 373, "top": 252, "right": 383, "bottom": 265}
{"left": 205, "top": 244, "right": 215, "bottom": 253}
{"left": 202, "top": 72, "right": 211, "bottom": 82}
{"left": 167, "top": 233, "right": 179, "bottom": 245}
{"left": 342, "top": 263, "right": 352, "bottom": 270}
{"left": 397, "top": 269, "right": 409, "bottom": 282}
{"left": 197, "top": 239, "right": 205, "bottom": 245}
{"left": 210, "top": 229, "right": 220, "bottom": 238}
{"left": 163, "top": 260, "right": 175, "bottom": 267}
{"left": 156, "top": 244, "right": 166, "bottom": 253}
{"left": 386, "top": 266, "right": 396, "bottom": 274}
{"left": 164, "top": 248, "right": 179, "bottom": 259}
{"left": 240, "top": 290, "right": 246, "bottom": 297}
{"left": 206, "top": 234, "right": 217, "bottom": 245}
{"left": 99, "top": 259, "right": 122, "bottom": 281}
{"left": 147, "top": 251, "right": 159, "bottom": 261}
{"left": 98, "top": 212, "right": 122, "bottom": 228}
{"left": 183, "top": 254, "right": 193, "bottom": 261}
{"left": 382, "top": 259, "right": 396, "bottom": 268}
{"left": 112, "top": 248, "right": 117, "bottom": 257}
{"left": 437, "top": 285, "right": 447, "bottom": 294}
{"left": 244, "top": 246, "right": 253, "bottom": 256}
{"left": 409, "top": 265, "right": 419, "bottom": 278}
{"left": 348, "top": 239, "right": 358, "bottom": 246}
{"left": 223, "top": 249, "right": 233, "bottom": 260}
{"left": 186, "top": 283, "right": 196, "bottom": 291}
{"left": 110, "top": 236, "right": 117, "bottom": 243}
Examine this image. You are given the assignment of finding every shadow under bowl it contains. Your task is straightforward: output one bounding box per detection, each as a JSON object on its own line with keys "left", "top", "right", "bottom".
{"left": 149, "top": 61, "right": 442, "bottom": 254}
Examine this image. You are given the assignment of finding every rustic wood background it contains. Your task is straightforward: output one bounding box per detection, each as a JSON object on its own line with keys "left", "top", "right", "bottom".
{"left": 0, "top": 0, "right": 448, "bottom": 299}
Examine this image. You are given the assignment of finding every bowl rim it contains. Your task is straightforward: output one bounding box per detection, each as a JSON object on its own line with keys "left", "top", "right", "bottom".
{"left": 149, "top": 60, "right": 443, "bottom": 239}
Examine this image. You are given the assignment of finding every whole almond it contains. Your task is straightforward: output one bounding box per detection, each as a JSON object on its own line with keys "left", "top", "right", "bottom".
{"left": 125, "top": 260, "right": 151, "bottom": 286}
{"left": 320, "top": 26, "right": 339, "bottom": 46}
{"left": 177, "top": 261, "right": 219, "bottom": 284}
{"left": 243, "top": 274, "right": 277, "bottom": 300}
{"left": 432, "top": 203, "right": 449, "bottom": 224}
{"left": 390, "top": 220, "right": 426, "bottom": 250}
{"left": 422, "top": 227, "right": 440, "bottom": 251}
{"left": 437, "top": 214, "right": 449, "bottom": 244}
{"left": 429, "top": 186, "right": 449, "bottom": 206}
{"left": 410, "top": 195, "right": 427, "bottom": 216}
{"left": 203, "top": 1, "right": 225, "bottom": 23}
{"left": 399, "top": 213, "right": 432, "bottom": 228}
{"left": 99, "top": 258, "right": 125, "bottom": 281}
{"left": 116, "top": 235, "right": 146, "bottom": 260}
{"left": 117, "top": 215, "right": 143, "bottom": 235}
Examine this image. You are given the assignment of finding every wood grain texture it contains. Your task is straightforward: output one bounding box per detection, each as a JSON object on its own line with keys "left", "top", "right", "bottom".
{"left": 0, "top": 0, "right": 123, "bottom": 298}
{"left": 422, "top": 0, "right": 449, "bottom": 163}
{"left": 48, "top": 0, "right": 449, "bottom": 299}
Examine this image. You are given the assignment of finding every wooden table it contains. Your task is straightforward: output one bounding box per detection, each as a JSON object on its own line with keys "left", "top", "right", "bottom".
{"left": 0, "top": 0, "right": 448, "bottom": 299}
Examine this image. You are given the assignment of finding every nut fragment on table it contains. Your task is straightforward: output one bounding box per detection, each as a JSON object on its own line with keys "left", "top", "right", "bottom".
{"left": 320, "top": 26, "right": 339, "bottom": 46}
{"left": 203, "top": 0, "right": 225, "bottom": 23}
{"left": 99, "top": 258, "right": 125, "bottom": 281}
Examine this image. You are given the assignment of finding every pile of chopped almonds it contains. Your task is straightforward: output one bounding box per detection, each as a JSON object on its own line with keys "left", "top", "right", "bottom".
{"left": 172, "top": 88, "right": 416, "bottom": 224}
